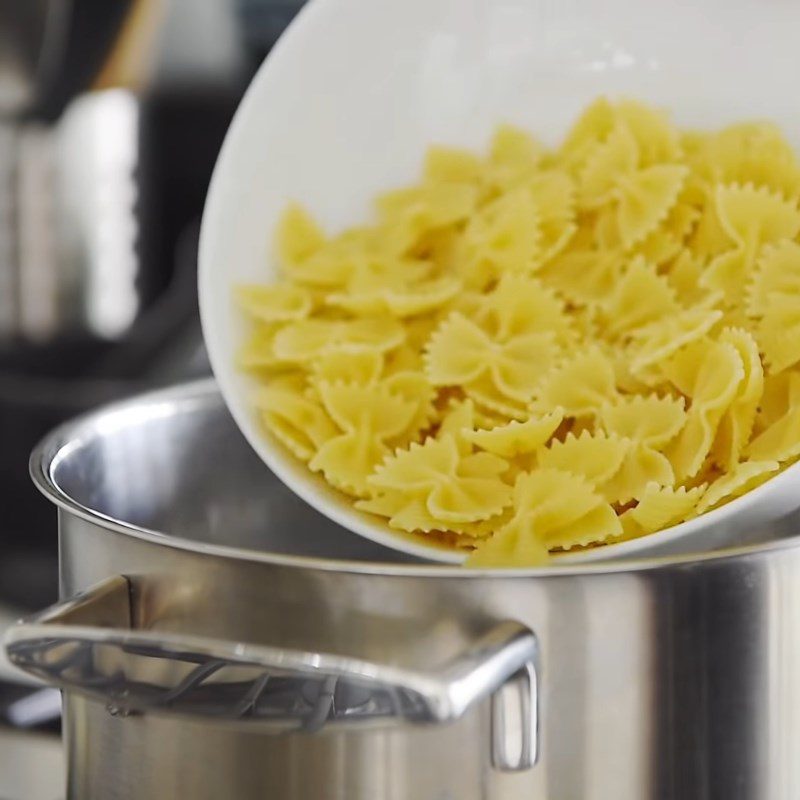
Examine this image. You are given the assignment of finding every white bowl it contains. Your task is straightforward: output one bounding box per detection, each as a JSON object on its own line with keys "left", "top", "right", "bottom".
{"left": 199, "top": 0, "right": 800, "bottom": 564}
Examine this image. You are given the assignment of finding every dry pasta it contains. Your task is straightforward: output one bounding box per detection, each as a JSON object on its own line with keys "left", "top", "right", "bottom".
{"left": 235, "top": 97, "right": 800, "bottom": 566}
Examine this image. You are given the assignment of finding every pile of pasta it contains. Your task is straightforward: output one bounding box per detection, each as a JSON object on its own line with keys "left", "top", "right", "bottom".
{"left": 236, "top": 97, "right": 800, "bottom": 566}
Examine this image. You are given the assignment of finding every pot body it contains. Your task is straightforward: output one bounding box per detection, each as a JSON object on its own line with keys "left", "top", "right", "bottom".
{"left": 13, "top": 381, "right": 800, "bottom": 800}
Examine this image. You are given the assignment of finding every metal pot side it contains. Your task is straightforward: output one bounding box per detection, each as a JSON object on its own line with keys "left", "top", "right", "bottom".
{"left": 8, "top": 380, "right": 800, "bottom": 800}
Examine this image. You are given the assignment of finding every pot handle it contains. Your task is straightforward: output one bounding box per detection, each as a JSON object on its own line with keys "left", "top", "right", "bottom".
{"left": 4, "top": 575, "right": 539, "bottom": 772}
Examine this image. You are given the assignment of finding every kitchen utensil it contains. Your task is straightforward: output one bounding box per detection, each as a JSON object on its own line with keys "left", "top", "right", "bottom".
{"left": 5, "top": 379, "right": 800, "bottom": 799}
{"left": 199, "top": 0, "right": 800, "bottom": 563}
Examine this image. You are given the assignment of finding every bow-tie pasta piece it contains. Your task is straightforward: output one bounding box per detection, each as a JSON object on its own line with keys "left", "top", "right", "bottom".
{"left": 633, "top": 201, "right": 701, "bottom": 267}
{"left": 438, "top": 398, "right": 479, "bottom": 456}
{"left": 601, "top": 394, "right": 687, "bottom": 448}
{"left": 753, "top": 370, "right": 800, "bottom": 436}
{"left": 602, "top": 256, "right": 678, "bottom": 336}
{"left": 695, "top": 460, "right": 780, "bottom": 515}
{"left": 489, "top": 333, "right": 558, "bottom": 403}
{"left": 310, "top": 382, "right": 418, "bottom": 496}
{"left": 701, "top": 184, "right": 800, "bottom": 302}
{"left": 376, "top": 183, "right": 478, "bottom": 255}
{"left": 538, "top": 430, "right": 629, "bottom": 487}
{"left": 333, "top": 252, "right": 432, "bottom": 295}
{"left": 279, "top": 220, "right": 379, "bottom": 289}
{"left": 539, "top": 249, "right": 622, "bottom": 306}
{"left": 254, "top": 379, "right": 338, "bottom": 463}
{"left": 536, "top": 347, "right": 619, "bottom": 418}
{"left": 464, "top": 519, "right": 550, "bottom": 567}
{"left": 275, "top": 203, "right": 327, "bottom": 270}
{"left": 756, "top": 292, "right": 800, "bottom": 375}
{"left": 748, "top": 413, "right": 800, "bottom": 463}
{"left": 237, "top": 324, "right": 291, "bottom": 372}
{"left": 747, "top": 373, "right": 800, "bottom": 463}
{"left": 461, "top": 188, "right": 542, "bottom": 287}
{"left": 485, "top": 124, "right": 546, "bottom": 192}
{"left": 634, "top": 228, "right": 682, "bottom": 268}
{"left": 383, "top": 370, "right": 437, "bottom": 443}
{"left": 591, "top": 207, "right": 623, "bottom": 250}
{"left": 620, "top": 483, "right": 707, "bottom": 540}
{"left": 711, "top": 328, "right": 764, "bottom": 470}
{"left": 312, "top": 351, "right": 383, "bottom": 386}
{"left": 479, "top": 274, "right": 575, "bottom": 344}
{"left": 693, "top": 122, "right": 800, "bottom": 199}
{"left": 664, "top": 251, "right": 708, "bottom": 306}
{"left": 368, "top": 435, "right": 512, "bottom": 524}
{"left": 603, "top": 345, "right": 657, "bottom": 395}
{"left": 528, "top": 171, "right": 578, "bottom": 264}
{"left": 579, "top": 124, "right": 639, "bottom": 208}
{"left": 464, "top": 409, "right": 564, "bottom": 458}
{"left": 273, "top": 318, "right": 406, "bottom": 363}
{"left": 424, "top": 146, "right": 484, "bottom": 186}
{"left": 467, "top": 469, "right": 622, "bottom": 566}
{"left": 558, "top": 97, "right": 617, "bottom": 173}
{"left": 664, "top": 339, "right": 745, "bottom": 480}
{"left": 614, "top": 165, "right": 688, "bottom": 250}
{"left": 688, "top": 196, "right": 733, "bottom": 263}
{"left": 615, "top": 99, "right": 681, "bottom": 166}
{"left": 600, "top": 441, "right": 675, "bottom": 505}
{"left": 426, "top": 313, "right": 558, "bottom": 404}
{"left": 356, "top": 492, "right": 447, "bottom": 535}
{"left": 747, "top": 240, "right": 800, "bottom": 317}
{"left": 357, "top": 489, "right": 505, "bottom": 542}
{"left": 424, "top": 313, "right": 497, "bottom": 385}
{"left": 628, "top": 305, "right": 723, "bottom": 374}
{"left": 236, "top": 283, "right": 314, "bottom": 323}
{"left": 327, "top": 275, "right": 461, "bottom": 317}
{"left": 465, "top": 375, "right": 532, "bottom": 422}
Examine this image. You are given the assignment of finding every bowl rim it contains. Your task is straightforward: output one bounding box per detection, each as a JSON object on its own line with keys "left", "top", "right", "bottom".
{"left": 197, "top": 0, "right": 800, "bottom": 566}
{"left": 30, "top": 378, "right": 800, "bottom": 579}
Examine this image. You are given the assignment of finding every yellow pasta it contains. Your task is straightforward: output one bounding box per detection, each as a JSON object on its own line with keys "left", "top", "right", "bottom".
{"left": 711, "top": 328, "right": 764, "bottom": 470}
{"left": 701, "top": 184, "right": 800, "bottom": 302}
{"left": 619, "top": 483, "right": 706, "bottom": 539}
{"left": 601, "top": 394, "right": 686, "bottom": 448}
{"left": 253, "top": 378, "right": 337, "bottom": 463}
{"left": 601, "top": 256, "right": 677, "bottom": 336}
{"left": 478, "top": 274, "right": 574, "bottom": 344}
{"left": 747, "top": 405, "right": 800, "bottom": 463}
{"left": 535, "top": 347, "right": 619, "bottom": 417}
{"left": 236, "top": 283, "right": 314, "bottom": 322}
{"left": 463, "top": 409, "right": 564, "bottom": 458}
{"left": 467, "top": 469, "right": 621, "bottom": 566}
{"left": 538, "top": 430, "right": 629, "bottom": 487}
{"left": 747, "top": 240, "right": 800, "bottom": 317}
{"left": 664, "top": 339, "right": 745, "bottom": 479}
{"left": 425, "top": 313, "right": 558, "bottom": 403}
{"left": 601, "top": 442, "right": 675, "bottom": 504}
{"left": 368, "top": 436, "right": 511, "bottom": 524}
{"left": 235, "top": 97, "right": 800, "bottom": 565}
{"left": 310, "top": 382, "right": 418, "bottom": 495}
{"left": 695, "top": 460, "right": 780, "bottom": 514}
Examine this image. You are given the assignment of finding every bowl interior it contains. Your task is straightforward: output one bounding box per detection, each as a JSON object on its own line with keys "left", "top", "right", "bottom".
{"left": 199, "top": 0, "right": 800, "bottom": 563}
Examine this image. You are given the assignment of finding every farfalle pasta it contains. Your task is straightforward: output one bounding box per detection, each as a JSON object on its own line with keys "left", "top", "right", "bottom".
{"left": 235, "top": 97, "right": 800, "bottom": 566}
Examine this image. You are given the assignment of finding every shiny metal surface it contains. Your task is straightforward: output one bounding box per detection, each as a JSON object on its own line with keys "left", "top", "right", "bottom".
{"left": 6, "top": 576, "right": 538, "bottom": 771}
{"left": 0, "top": 89, "right": 141, "bottom": 343}
{"left": 10, "top": 380, "right": 800, "bottom": 799}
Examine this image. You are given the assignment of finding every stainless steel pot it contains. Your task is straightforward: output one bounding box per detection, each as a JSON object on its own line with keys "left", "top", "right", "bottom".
{"left": 5, "top": 380, "right": 800, "bottom": 800}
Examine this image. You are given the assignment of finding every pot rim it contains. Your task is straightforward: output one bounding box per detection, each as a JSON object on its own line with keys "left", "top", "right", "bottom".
{"left": 30, "top": 378, "right": 800, "bottom": 578}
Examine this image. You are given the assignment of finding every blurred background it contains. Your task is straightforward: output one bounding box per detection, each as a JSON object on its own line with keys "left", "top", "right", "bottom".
{"left": 0, "top": 0, "right": 306, "bottom": 789}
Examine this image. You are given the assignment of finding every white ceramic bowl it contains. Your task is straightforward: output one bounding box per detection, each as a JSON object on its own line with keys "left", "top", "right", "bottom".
{"left": 199, "top": 0, "right": 800, "bottom": 564}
